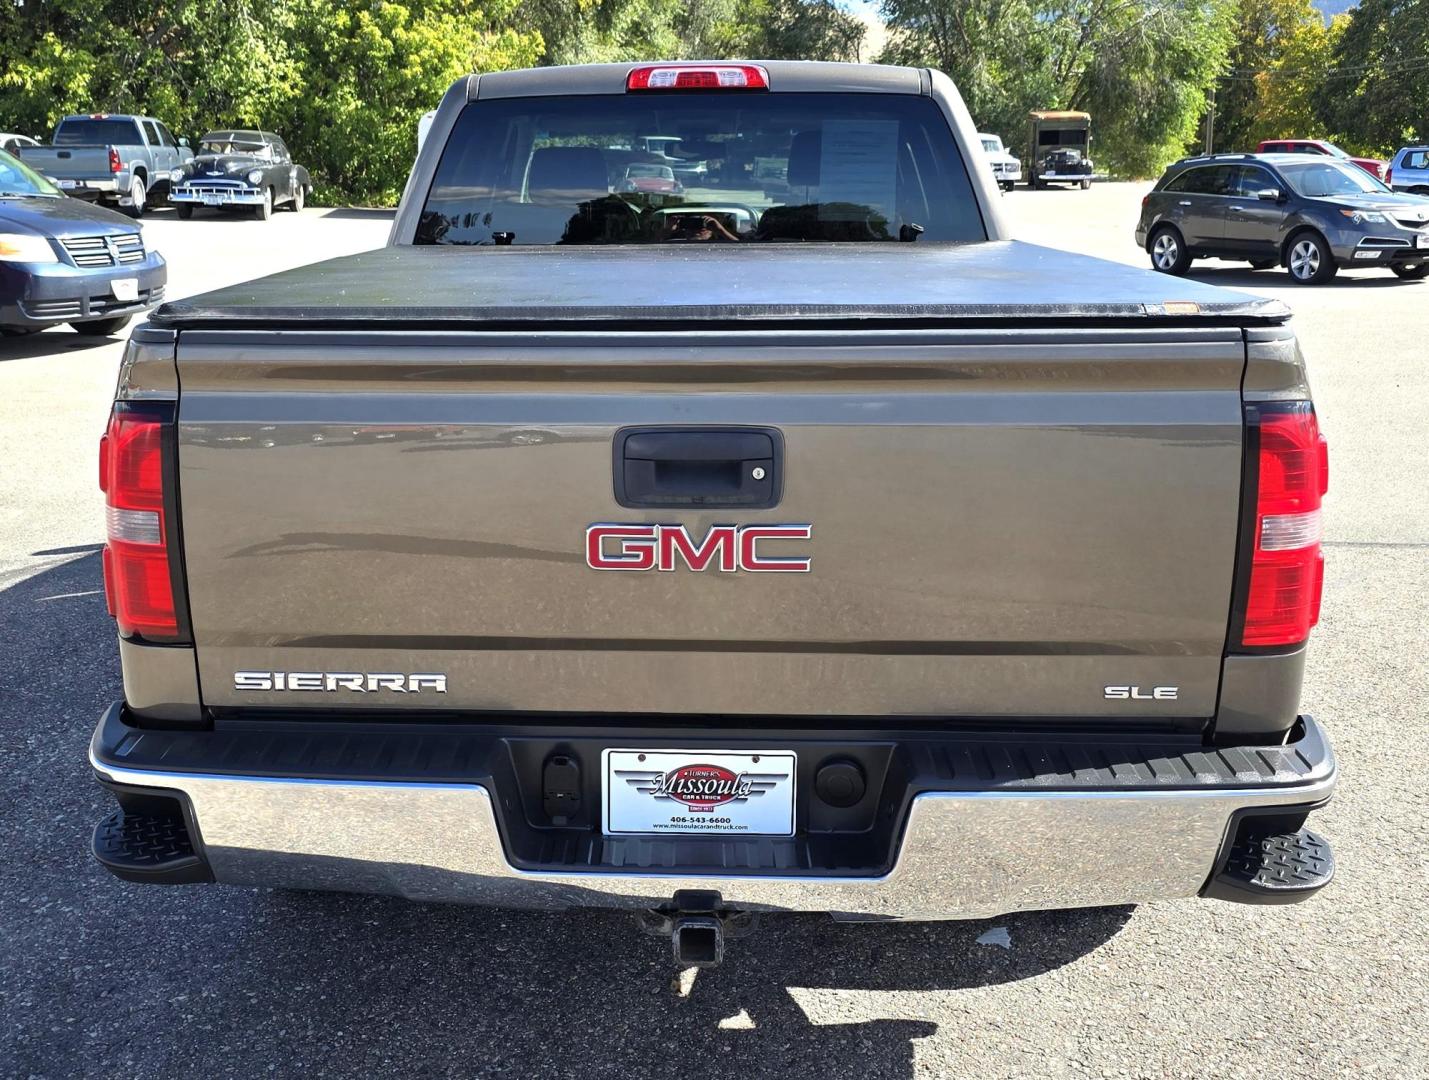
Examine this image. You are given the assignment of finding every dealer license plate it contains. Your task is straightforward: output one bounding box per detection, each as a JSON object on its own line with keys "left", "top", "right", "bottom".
{"left": 56, "top": 180, "right": 78, "bottom": 190}
{"left": 603, "top": 749, "right": 797, "bottom": 836}
{"left": 111, "top": 279, "right": 138, "bottom": 303}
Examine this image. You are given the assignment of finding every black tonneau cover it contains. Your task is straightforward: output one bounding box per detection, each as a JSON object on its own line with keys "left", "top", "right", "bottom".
{"left": 152, "top": 241, "right": 1290, "bottom": 328}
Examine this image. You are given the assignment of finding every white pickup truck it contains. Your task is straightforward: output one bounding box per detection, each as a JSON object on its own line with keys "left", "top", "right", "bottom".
{"left": 977, "top": 131, "right": 1022, "bottom": 191}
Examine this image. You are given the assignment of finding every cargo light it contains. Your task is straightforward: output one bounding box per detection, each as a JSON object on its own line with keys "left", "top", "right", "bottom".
{"left": 626, "top": 65, "right": 769, "bottom": 91}
{"left": 100, "top": 406, "right": 185, "bottom": 641}
{"left": 1238, "top": 403, "right": 1328, "bottom": 648}
{"left": 109, "top": 147, "right": 122, "bottom": 174}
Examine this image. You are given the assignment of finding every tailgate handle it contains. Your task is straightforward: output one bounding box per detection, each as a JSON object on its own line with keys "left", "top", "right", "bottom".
{"left": 614, "top": 427, "right": 782, "bottom": 509}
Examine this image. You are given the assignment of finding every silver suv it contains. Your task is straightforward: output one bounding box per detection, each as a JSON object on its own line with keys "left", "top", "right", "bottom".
{"left": 1390, "top": 146, "right": 1429, "bottom": 197}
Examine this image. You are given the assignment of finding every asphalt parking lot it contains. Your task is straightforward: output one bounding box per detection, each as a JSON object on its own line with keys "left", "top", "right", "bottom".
{"left": 2, "top": 190, "right": 1426, "bottom": 1078}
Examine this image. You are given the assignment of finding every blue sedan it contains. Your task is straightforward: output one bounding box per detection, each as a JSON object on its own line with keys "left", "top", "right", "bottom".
{"left": 0, "top": 147, "right": 167, "bottom": 337}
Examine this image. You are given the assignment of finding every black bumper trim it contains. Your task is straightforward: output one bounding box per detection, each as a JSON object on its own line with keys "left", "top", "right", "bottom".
{"left": 93, "top": 703, "right": 1332, "bottom": 792}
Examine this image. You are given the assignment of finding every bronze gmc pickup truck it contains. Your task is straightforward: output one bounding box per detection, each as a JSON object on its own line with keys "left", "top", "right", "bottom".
{"left": 90, "top": 62, "right": 1335, "bottom": 967}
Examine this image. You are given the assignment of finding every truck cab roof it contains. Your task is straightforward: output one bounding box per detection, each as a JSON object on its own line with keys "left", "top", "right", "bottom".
{"left": 471, "top": 60, "right": 924, "bottom": 98}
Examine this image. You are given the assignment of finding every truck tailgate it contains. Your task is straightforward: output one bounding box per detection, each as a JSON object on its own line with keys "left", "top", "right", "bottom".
{"left": 173, "top": 322, "right": 1248, "bottom": 719}
{"left": 17, "top": 145, "right": 114, "bottom": 180}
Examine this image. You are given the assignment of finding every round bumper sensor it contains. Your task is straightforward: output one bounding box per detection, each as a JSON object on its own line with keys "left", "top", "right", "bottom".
{"left": 814, "top": 759, "right": 866, "bottom": 808}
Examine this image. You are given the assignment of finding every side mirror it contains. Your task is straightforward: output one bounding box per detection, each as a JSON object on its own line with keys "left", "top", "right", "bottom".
{"left": 1256, "top": 188, "right": 1283, "bottom": 202}
{"left": 178, "top": 137, "right": 190, "bottom": 148}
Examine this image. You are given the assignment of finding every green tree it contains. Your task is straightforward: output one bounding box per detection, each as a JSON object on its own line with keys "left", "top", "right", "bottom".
{"left": 281, "top": 0, "right": 543, "bottom": 203}
{"left": 877, "top": 0, "right": 1050, "bottom": 151}
{"left": 1210, "top": 0, "right": 1343, "bottom": 153}
{"left": 0, "top": 0, "right": 299, "bottom": 141}
{"left": 710, "top": 0, "right": 867, "bottom": 61}
{"left": 1317, "top": 0, "right": 1427, "bottom": 153}
{"left": 878, "top": 0, "right": 1237, "bottom": 177}
{"left": 0, "top": 0, "right": 544, "bottom": 204}
{"left": 512, "top": 0, "right": 687, "bottom": 65}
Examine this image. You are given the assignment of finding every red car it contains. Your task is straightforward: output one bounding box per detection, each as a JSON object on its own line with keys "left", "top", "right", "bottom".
{"left": 1256, "top": 139, "right": 1389, "bottom": 183}
{"left": 618, "top": 163, "right": 683, "bottom": 195}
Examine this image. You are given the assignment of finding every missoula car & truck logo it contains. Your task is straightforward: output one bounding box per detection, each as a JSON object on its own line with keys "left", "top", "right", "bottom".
{"left": 620, "top": 762, "right": 791, "bottom": 811}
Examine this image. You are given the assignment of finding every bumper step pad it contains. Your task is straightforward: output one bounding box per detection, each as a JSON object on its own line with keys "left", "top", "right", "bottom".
{"left": 92, "top": 809, "right": 212, "bottom": 885}
{"left": 1205, "top": 824, "right": 1334, "bottom": 905}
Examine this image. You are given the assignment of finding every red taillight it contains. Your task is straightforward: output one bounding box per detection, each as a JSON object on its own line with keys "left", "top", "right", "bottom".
{"left": 1385, "top": 167, "right": 1392, "bottom": 185}
{"left": 101, "top": 408, "right": 181, "bottom": 639}
{"left": 108, "top": 147, "right": 122, "bottom": 173}
{"left": 626, "top": 64, "right": 769, "bottom": 91}
{"left": 1239, "top": 404, "right": 1327, "bottom": 648}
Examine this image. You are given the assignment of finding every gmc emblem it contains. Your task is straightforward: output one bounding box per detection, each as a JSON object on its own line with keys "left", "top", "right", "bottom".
{"left": 586, "top": 523, "right": 812, "bottom": 572}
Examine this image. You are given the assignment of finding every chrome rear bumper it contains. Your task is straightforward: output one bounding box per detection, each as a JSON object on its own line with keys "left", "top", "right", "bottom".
{"left": 91, "top": 723, "right": 1335, "bottom": 920}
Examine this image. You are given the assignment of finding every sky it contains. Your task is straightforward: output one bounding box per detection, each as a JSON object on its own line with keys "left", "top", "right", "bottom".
{"left": 847, "top": 0, "right": 888, "bottom": 61}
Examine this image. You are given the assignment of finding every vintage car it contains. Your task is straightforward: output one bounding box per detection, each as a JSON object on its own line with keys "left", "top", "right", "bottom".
{"left": 168, "top": 130, "right": 311, "bottom": 220}
{"left": 1029, "top": 110, "right": 1095, "bottom": 188}
{"left": 619, "top": 163, "right": 684, "bottom": 195}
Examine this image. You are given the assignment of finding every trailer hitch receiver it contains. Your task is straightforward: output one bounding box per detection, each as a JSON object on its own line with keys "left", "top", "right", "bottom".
{"left": 639, "top": 890, "right": 759, "bottom": 968}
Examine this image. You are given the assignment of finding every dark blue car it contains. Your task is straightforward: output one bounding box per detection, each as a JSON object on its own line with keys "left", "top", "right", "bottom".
{"left": 0, "top": 147, "right": 167, "bottom": 337}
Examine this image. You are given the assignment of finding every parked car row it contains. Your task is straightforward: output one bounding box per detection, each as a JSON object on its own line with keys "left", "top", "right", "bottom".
{"left": 14, "top": 115, "right": 310, "bottom": 220}
{"left": 973, "top": 112, "right": 1096, "bottom": 194}
{"left": 1137, "top": 150, "right": 1429, "bottom": 285}
{"left": 2, "top": 115, "right": 316, "bottom": 339}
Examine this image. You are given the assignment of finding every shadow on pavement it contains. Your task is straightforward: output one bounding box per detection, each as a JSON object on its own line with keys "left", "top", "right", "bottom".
{"left": 229, "top": 892, "right": 1133, "bottom": 1077}
{"left": 1, "top": 551, "right": 1134, "bottom": 1079}
{"left": 318, "top": 206, "right": 398, "bottom": 221}
{"left": 1188, "top": 266, "right": 1419, "bottom": 290}
{"left": 0, "top": 327, "right": 122, "bottom": 361}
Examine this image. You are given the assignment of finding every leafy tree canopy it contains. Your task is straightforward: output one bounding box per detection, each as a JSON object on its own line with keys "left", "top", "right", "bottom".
{"left": 878, "top": 0, "right": 1238, "bottom": 177}
{"left": 1211, "top": 0, "right": 1344, "bottom": 154}
{"left": 21, "top": 0, "right": 1414, "bottom": 197}
{"left": 1316, "top": 0, "right": 1427, "bottom": 153}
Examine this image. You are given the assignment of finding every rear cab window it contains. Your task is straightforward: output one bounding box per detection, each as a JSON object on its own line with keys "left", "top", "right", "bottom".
{"left": 54, "top": 118, "right": 143, "bottom": 146}
{"left": 416, "top": 92, "right": 986, "bottom": 246}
